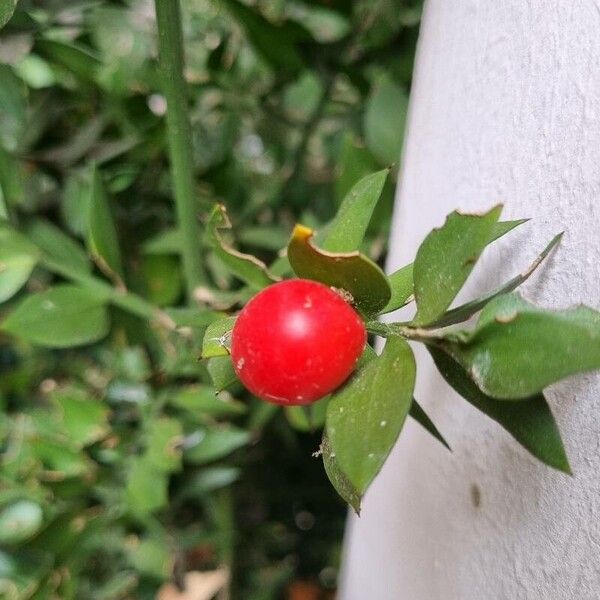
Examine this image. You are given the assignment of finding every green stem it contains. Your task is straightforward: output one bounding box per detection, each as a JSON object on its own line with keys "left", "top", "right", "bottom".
{"left": 42, "top": 257, "right": 177, "bottom": 330}
{"left": 365, "top": 320, "right": 446, "bottom": 343}
{"left": 154, "top": 0, "right": 204, "bottom": 302}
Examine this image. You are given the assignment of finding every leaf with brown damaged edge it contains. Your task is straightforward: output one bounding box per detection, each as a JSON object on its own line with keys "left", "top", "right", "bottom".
{"left": 490, "top": 218, "right": 530, "bottom": 242}
{"left": 412, "top": 205, "right": 502, "bottom": 326}
{"left": 439, "top": 293, "right": 600, "bottom": 399}
{"left": 207, "top": 204, "right": 280, "bottom": 290}
{"left": 287, "top": 224, "right": 391, "bottom": 317}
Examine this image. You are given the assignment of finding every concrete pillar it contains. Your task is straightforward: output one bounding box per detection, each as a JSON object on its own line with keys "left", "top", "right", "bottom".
{"left": 341, "top": 2, "right": 600, "bottom": 599}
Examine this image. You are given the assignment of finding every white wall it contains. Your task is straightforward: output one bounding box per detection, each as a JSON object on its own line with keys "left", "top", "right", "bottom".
{"left": 341, "top": 2, "right": 600, "bottom": 599}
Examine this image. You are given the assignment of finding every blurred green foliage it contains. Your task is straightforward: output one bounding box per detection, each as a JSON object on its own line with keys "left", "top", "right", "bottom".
{"left": 0, "top": 0, "right": 422, "bottom": 597}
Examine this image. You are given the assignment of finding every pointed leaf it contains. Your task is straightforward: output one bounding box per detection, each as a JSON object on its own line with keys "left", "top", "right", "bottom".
{"left": 184, "top": 427, "right": 250, "bottom": 465}
{"left": 429, "top": 347, "right": 570, "bottom": 472}
{"left": 27, "top": 219, "right": 91, "bottom": 275}
{"left": 0, "top": 226, "right": 39, "bottom": 303}
{"left": 207, "top": 204, "right": 279, "bottom": 289}
{"left": 364, "top": 74, "right": 408, "bottom": 165}
{"left": 440, "top": 293, "right": 600, "bottom": 399}
{"left": 321, "top": 169, "right": 389, "bottom": 252}
{"left": 382, "top": 262, "right": 413, "bottom": 313}
{"left": 412, "top": 205, "right": 502, "bottom": 325}
{"left": 287, "top": 224, "right": 391, "bottom": 316}
{"left": 88, "top": 165, "right": 123, "bottom": 280}
{"left": 221, "top": 0, "right": 304, "bottom": 72}
{"left": 321, "top": 435, "right": 362, "bottom": 514}
{"left": 409, "top": 398, "right": 451, "bottom": 451}
{"left": 326, "top": 337, "right": 415, "bottom": 496}
{"left": 431, "top": 233, "right": 562, "bottom": 328}
{"left": 490, "top": 218, "right": 529, "bottom": 242}
{"left": 201, "top": 316, "right": 237, "bottom": 358}
{"left": 1, "top": 284, "right": 109, "bottom": 347}
{"left": 170, "top": 385, "right": 246, "bottom": 417}
{"left": 335, "top": 133, "right": 379, "bottom": 204}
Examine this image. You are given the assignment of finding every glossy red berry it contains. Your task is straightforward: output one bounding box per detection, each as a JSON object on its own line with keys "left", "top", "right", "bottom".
{"left": 231, "top": 279, "right": 366, "bottom": 405}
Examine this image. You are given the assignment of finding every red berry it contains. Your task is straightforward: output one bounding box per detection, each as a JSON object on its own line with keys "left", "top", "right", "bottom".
{"left": 231, "top": 279, "right": 366, "bottom": 405}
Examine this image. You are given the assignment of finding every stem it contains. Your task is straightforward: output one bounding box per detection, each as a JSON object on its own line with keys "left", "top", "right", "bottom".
{"left": 365, "top": 320, "right": 447, "bottom": 343}
{"left": 215, "top": 488, "right": 235, "bottom": 600}
{"left": 154, "top": 0, "right": 204, "bottom": 302}
{"left": 42, "top": 257, "right": 177, "bottom": 330}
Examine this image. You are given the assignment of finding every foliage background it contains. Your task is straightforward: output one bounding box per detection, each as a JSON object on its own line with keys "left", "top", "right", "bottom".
{"left": 0, "top": 0, "right": 422, "bottom": 597}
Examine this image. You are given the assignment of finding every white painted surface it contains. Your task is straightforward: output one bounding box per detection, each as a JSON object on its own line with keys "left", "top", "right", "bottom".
{"left": 341, "top": 2, "right": 600, "bottom": 599}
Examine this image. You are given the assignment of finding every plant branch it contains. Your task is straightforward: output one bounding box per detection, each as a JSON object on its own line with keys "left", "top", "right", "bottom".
{"left": 366, "top": 320, "right": 447, "bottom": 343}
{"left": 154, "top": 0, "right": 205, "bottom": 302}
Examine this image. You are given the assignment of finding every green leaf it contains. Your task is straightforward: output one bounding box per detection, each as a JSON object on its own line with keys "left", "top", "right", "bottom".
{"left": 326, "top": 337, "right": 415, "bottom": 498}
{"left": 287, "top": 224, "right": 391, "bottom": 317}
{"left": 140, "top": 255, "right": 182, "bottom": 307}
{"left": 0, "top": 0, "right": 17, "bottom": 30}
{"left": 129, "top": 535, "right": 172, "bottom": 580}
{"left": 207, "top": 357, "right": 239, "bottom": 392}
{"left": 126, "top": 458, "right": 168, "bottom": 517}
{"left": 409, "top": 398, "right": 451, "bottom": 451}
{"left": 87, "top": 164, "right": 123, "bottom": 280}
{"left": 184, "top": 427, "right": 250, "bottom": 465}
{"left": 207, "top": 204, "right": 279, "bottom": 289}
{"left": 34, "top": 39, "right": 101, "bottom": 84}
{"left": 0, "top": 501, "right": 43, "bottom": 545}
{"left": 429, "top": 347, "right": 570, "bottom": 472}
{"left": 145, "top": 417, "right": 182, "bottom": 474}
{"left": 412, "top": 205, "right": 502, "bottom": 325}
{"left": 170, "top": 385, "right": 246, "bottom": 417}
{"left": 142, "top": 228, "right": 182, "bottom": 255}
{"left": 26, "top": 219, "right": 91, "bottom": 275}
{"left": 321, "top": 435, "right": 361, "bottom": 514}
{"left": 358, "top": 344, "right": 449, "bottom": 449}
{"left": 490, "top": 219, "right": 529, "bottom": 242}
{"left": 201, "top": 316, "right": 237, "bottom": 358}
{"left": 285, "top": 399, "right": 329, "bottom": 432}
{"left": 51, "top": 388, "right": 109, "bottom": 448}
{"left": 382, "top": 262, "right": 413, "bottom": 313}
{"left": 335, "top": 132, "right": 379, "bottom": 205}
{"left": 364, "top": 74, "right": 408, "bottom": 165}
{"left": 321, "top": 169, "right": 389, "bottom": 252}
{"left": 0, "top": 226, "right": 39, "bottom": 303}
{"left": 430, "top": 233, "right": 562, "bottom": 328}
{"left": 1, "top": 284, "right": 110, "bottom": 348}
{"left": 178, "top": 467, "right": 240, "bottom": 497}
{"left": 32, "top": 438, "right": 91, "bottom": 477}
{"left": 440, "top": 293, "right": 600, "bottom": 400}
{"left": 221, "top": 0, "right": 304, "bottom": 72}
